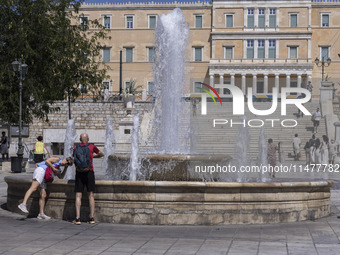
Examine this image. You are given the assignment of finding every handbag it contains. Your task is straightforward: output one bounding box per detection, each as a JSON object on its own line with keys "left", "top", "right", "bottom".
{"left": 44, "top": 167, "right": 54, "bottom": 182}
{"left": 311, "top": 114, "right": 315, "bottom": 121}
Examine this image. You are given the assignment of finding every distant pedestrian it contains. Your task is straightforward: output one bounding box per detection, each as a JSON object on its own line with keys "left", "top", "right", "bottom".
{"left": 314, "top": 138, "right": 322, "bottom": 164}
{"left": 192, "top": 98, "right": 197, "bottom": 117}
{"left": 0, "top": 131, "right": 9, "bottom": 161}
{"left": 18, "top": 156, "right": 73, "bottom": 219}
{"left": 321, "top": 135, "right": 329, "bottom": 164}
{"left": 72, "top": 133, "right": 104, "bottom": 225}
{"left": 329, "top": 139, "right": 337, "bottom": 164}
{"left": 293, "top": 134, "right": 301, "bottom": 161}
{"left": 307, "top": 81, "right": 313, "bottom": 94}
{"left": 267, "top": 139, "right": 279, "bottom": 178}
{"left": 311, "top": 108, "right": 321, "bottom": 133}
{"left": 304, "top": 140, "right": 311, "bottom": 165}
{"left": 33, "top": 136, "right": 50, "bottom": 163}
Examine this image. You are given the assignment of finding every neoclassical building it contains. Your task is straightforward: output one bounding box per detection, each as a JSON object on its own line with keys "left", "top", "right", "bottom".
{"left": 79, "top": 0, "right": 340, "bottom": 98}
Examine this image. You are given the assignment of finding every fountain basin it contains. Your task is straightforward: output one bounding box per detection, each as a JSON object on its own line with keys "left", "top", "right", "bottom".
{"left": 5, "top": 175, "right": 333, "bottom": 224}
{"left": 107, "top": 154, "right": 232, "bottom": 181}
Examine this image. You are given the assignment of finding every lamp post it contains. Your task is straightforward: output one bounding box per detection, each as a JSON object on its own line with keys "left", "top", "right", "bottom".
{"left": 11, "top": 59, "right": 28, "bottom": 162}
{"left": 315, "top": 57, "right": 331, "bottom": 81}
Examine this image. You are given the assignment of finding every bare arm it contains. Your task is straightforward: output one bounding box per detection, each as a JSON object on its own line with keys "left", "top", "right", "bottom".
{"left": 93, "top": 151, "right": 104, "bottom": 158}
{"left": 45, "top": 157, "right": 60, "bottom": 174}
{"left": 57, "top": 166, "right": 68, "bottom": 179}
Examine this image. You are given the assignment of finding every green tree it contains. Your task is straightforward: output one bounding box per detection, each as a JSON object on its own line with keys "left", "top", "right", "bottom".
{"left": 0, "top": 0, "right": 110, "bottom": 123}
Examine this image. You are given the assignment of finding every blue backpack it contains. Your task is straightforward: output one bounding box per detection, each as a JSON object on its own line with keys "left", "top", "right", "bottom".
{"left": 74, "top": 144, "right": 91, "bottom": 172}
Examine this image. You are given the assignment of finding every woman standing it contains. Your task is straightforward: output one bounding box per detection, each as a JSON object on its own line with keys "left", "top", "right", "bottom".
{"left": 18, "top": 156, "right": 73, "bottom": 219}
{"left": 33, "top": 136, "right": 50, "bottom": 163}
{"left": 321, "top": 135, "right": 329, "bottom": 164}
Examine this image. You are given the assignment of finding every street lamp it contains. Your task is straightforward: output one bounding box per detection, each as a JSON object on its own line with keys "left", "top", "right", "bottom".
{"left": 315, "top": 56, "right": 331, "bottom": 81}
{"left": 11, "top": 59, "right": 28, "bottom": 162}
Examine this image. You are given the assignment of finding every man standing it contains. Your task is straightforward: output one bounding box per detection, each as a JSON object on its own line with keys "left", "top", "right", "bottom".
{"left": 293, "top": 134, "right": 301, "bottom": 161}
{"left": 0, "top": 131, "right": 9, "bottom": 161}
{"left": 72, "top": 133, "right": 104, "bottom": 225}
{"left": 312, "top": 108, "right": 322, "bottom": 133}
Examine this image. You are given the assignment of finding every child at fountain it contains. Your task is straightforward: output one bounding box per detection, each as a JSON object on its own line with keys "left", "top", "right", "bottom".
{"left": 17, "top": 156, "right": 74, "bottom": 219}
{"left": 72, "top": 133, "right": 104, "bottom": 225}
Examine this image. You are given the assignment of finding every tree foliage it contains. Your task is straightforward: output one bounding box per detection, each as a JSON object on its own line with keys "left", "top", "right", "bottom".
{"left": 0, "top": 0, "right": 110, "bottom": 124}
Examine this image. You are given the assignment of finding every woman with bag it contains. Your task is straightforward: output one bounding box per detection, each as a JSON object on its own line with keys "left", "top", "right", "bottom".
{"left": 17, "top": 156, "right": 74, "bottom": 219}
{"left": 33, "top": 136, "right": 50, "bottom": 163}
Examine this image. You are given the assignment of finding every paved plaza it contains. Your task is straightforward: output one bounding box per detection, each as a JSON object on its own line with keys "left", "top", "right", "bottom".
{"left": 1, "top": 160, "right": 340, "bottom": 255}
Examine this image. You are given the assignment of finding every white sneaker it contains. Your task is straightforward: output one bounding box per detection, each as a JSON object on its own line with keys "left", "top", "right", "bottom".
{"left": 18, "top": 203, "right": 28, "bottom": 213}
{"left": 37, "top": 213, "right": 51, "bottom": 220}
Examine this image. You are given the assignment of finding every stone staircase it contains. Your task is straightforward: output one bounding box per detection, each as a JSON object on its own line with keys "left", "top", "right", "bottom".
{"left": 190, "top": 100, "right": 326, "bottom": 162}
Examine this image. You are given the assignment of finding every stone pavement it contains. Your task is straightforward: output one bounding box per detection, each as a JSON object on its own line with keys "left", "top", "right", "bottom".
{"left": 1, "top": 159, "right": 340, "bottom": 254}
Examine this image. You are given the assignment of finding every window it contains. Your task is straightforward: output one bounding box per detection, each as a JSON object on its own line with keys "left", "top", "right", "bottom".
{"left": 224, "top": 47, "right": 233, "bottom": 59}
{"left": 290, "top": 14, "right": 297, "bottom": 28}
{"left": 148, "top": 82, "right": 154, "bottom": 95}
{"left": 258, "top": 9, "right": 265, "bottom": 28}
{"left": 194, "top": 47, "right": 202, "bottom": 61}
{"left": 322, "top": 14, "right": 329, "bottom": 27}
{"left": 247, "top": 9, "right": 255, "bottom": 27}
{"left": 247, "top": 40, "right": 254, "bottom": 59}
{"left": 258, "top": 40, "right": 265, "bottom": 58}
{"left": 195, "top": 15, "right": 202, "bottom": 28}
{"left": 148, "top": 47, "right": 155, "bottom": 62}
{"left": 289, "top": 47, "right": 298, "bottom": 59}
{"left": 79, "top": 84, "right": 88, "bottom": 94}
{"left": 226, "top": 14, "right": 233, "bottom": 28}
{"left": 269, "top": 40, "right": 276, "bottom": 58}
{"left": 269, "top": 8, "right": 276, "bottom": 27}
{"left": 126, "top": 15, "right": 133, "bottom": 29}
{"left": 257, "top": 81, "right": 264, "bottom": 94}
{"left": 149, "top": 15, "right": 157, "bottom": 29}
{"left": 125, "top": 81, "right": 131, "bottom": 91}
{"left": 194, "top": 82, "right": 203, "bottom": 93}
{"left": 321, "top": 47, "right": 329, "bottom": 60}
{"left": 80, "top": 15, "right": 89, "bottom": 29}
{"left": 103, "top": 16, "right": 111, "bottom": 29}
{"left": 125, "top": 47, "right": 133, "bottom": 62}
{"left": 103, "top": 48, "right": 110, "bottom": 62}
{"left": 102, "top": 82, "right": 110, "bottom": 90}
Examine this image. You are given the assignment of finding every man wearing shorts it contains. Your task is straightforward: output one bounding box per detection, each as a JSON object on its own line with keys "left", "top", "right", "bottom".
{"left": 72, "top": 133, "right": 104, "bottom": 225}
{"left": 312, "top": 108, "right": 321, "bottom": 133}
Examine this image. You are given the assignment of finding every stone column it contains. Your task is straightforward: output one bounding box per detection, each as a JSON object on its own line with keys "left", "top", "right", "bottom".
{"left": 231, "top": 73, "right": 235, "bottom": 86}
{"left": 298, "top": 74, "right": 302, "bottom": 88}
{"left": 286, "top": 74, "right": 291, "bottom": 88}
{"left": 264, "top": 74, "right": 268, "bottom": 94}
{"left": 219, "top": 74, "right": 224, "bottom": 85}
{"left": 275, "top": 73, "right": 280, "bottom": 92}
{"left": 252, "top": 74, "right": 257, "bottom": 93}
{"left": 334, "top": 122, "right": 340, "bottom": 142}
{"left": 210, "top": 75, "right": 214, "bottom": 87}
{"left": 242, "top": 74, "right": 246, "bottom": 93}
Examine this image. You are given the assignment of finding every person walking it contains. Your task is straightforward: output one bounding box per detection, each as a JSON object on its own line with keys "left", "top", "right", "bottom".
{"left": 304, "top": 140, "right": 311, "bottom": 165}
{"left": 314, "top": 138, "right": 322, "bottom": 164}
{"left": 293, "top": 134, "right": 301, "bottom": 161}
{"left": 17, "top": 156, "right": 73, "bottom": 219}
{"left": 311, "top": 108, "right": 321, "bottom": 133}
{"left": 72, "top": 133, "right": 104, "bottom": 225}
{"left": 329, "top": 139, "right": 337, "bottom": 164}
{"left": 0, "top": 131, "right": 9, "bottom": 161}
{"left": 321, "top": 135, "right": 329, "bottom": 165}
{"left": 33, "top": 136, "right": 50, "bottom": 163}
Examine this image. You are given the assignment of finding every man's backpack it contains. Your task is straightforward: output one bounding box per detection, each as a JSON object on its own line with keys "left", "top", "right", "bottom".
{"left": 74, "top": 144, "right": 91, "bottom": 172}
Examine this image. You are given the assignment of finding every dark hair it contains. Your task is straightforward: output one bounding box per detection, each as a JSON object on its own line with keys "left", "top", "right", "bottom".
{"left": 295, "top": 134, "right": 298, "bottom": 137}
{"left": 322, "top": 135, "right": 329, "bottom": 144}
{"left": 2, "top": 131, "right": 5, "bottom": 135}
{"left": 66, "top": 157, "right": 74, "bottom": 166}
{"left": 37, "top": 136, "right": 43, "bottom": 141}
{"left": 268, "top": 138, "right": 273, "bottom": 143}
{"left": 312, "top": 134, "right": 316, "bottom": 139}
{"left": 315, "top": 138, "right": 321, "bottom": 149}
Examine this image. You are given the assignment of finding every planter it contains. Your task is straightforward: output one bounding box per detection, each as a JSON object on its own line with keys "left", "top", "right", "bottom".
{"left": 123, "top": 94, "right": 135, "bottom": 108}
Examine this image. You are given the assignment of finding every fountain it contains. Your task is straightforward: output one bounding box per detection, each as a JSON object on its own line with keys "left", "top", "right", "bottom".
{"left": 5, "top": 8, "right": 333, "bottom": 224}
{"left": 64, "top": 119, "right": 77, "bottom": 180}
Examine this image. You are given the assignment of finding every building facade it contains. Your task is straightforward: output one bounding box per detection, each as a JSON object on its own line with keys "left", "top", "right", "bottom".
{"left": 78, "top": 0, "right": 340, "bottom": 98}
